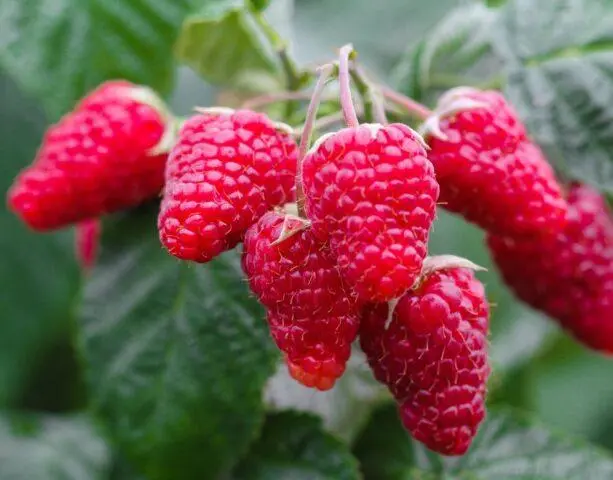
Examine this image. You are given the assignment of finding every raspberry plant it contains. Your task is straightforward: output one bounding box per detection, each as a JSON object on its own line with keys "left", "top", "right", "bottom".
{"left": 3, "top": 0, "right": 613, "bottom": 479}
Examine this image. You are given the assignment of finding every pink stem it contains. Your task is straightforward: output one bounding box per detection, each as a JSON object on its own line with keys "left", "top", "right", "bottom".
{"left": 338, "top": 44, "right": 359, "bottom": 128}
{"left": 242, "top": 91, "right": 315, "bottom": 109}
{"left": 296, "top": 63, "right": 334, "bottom": 216}
{"left": 380, "top": 86, "right": 432, "bottom": 120}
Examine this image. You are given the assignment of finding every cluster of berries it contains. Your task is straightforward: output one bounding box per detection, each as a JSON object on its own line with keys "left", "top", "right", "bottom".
{"left": 6, "top": 50, "right": 612, "bottom": 456}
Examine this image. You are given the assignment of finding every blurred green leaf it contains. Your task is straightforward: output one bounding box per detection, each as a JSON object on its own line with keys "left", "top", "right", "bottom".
{"left": 492, "top": 0, "right": 613, "bottom": 194}
{"left": 176, "top": 0, "right": 282, "bottom": 91}
{"left": 0, "top": 75, "right": 80, "bottom": 407}
{"left": 393, "top": 3, "right": 503, "bottom": 104}
{"left": 353, "top": 404, "right": 426, "bottom": 480}
{"left": 354, "top": 404, "right": 613, "bottom": 479}
{"left": 532, "top": 336, "right": 613, "bottom": 444}
{"left": 0, "top": 412, "right": 110, "bottom": 479}
{"left": 77, "top": 205, "right": 278, "bottom": 480}
{"left": 233, "top": 411, "right": 360, "bottom": 480}
{"left": 0, "top": 0, "right": 199, "bottom": 119}
{"left": 291, "top": 0, "right": 461, "bottom": 74}
{"left": 248, "top": 0, "right": 271, "bottom": 12}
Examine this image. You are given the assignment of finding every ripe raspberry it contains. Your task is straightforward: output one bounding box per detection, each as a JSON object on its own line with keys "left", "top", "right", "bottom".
{"left": 8, "top": 80, "right": 169, "bottom": 230}
{"left": 488, "top": 183, "right": 613, "bottom": 353}
{"left": 242, "top": 210, "right": 360, "bottom": 390}
{"left": 360, "top": 266, "right": 490, "bottom": 455}
{"left": 158, "top": 109, "right": 298, "bottom": 263}
{"left": 301, "top": 123, "right": 439, "bottom": 303}
{"left": 75, "top": 219, "right": 101, "bottom": 271}
{"left": 424, "top": 88, "right": 567, "bottom": 236}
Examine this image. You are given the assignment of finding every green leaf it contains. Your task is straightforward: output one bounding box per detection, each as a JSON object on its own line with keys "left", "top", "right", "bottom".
{"left": 176, "top": 0, "right": 282, "bottom": 91}
{"left": 354, "top": 405, "right": 613, "bottom": 479}
{"left": 492, "top": 0, "right": 613, "bottom": 194}
{"left": 233, "top": 411, "right": 360, "bottom": 480}
{"left": 77, "top": 205, "right": 278, "bottom": 480}
{"left": 0, "top": 412, "right": 110, "bottom": 479}
{"left": 393, "top": 3, "right": 503, "bottom": 104}
{"left": 0, "top": 0, "right": 198, "bottom": 119}
{"left": 0, "top": 74, "right": 80, "bottom": 407}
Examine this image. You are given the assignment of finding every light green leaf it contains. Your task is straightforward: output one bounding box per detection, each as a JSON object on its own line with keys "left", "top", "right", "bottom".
{"left": 77, "top": 205, "right": 278, "bottom": 480}
{"left": 233, "top": 411, "right": 360, "bottom": 480}
{"left": 0, "top": 413, "right": 110, "bottom": 480}
{"left": 0, "top": 0, "right": 199, "bottom": 119}
{"left": 176, "top": 0, "right": 282, "bottom": 91}
{"left": 354, "top": 405, "right": 613, "bottom": 479}
{"left": 264, "top": 347, "right": 387, "bottom": 443}
{"left": 393, "top": 3, "right": 503, "bottom": 104}
{"left": 492, "top": 0, "right": 613, "bottom": 194}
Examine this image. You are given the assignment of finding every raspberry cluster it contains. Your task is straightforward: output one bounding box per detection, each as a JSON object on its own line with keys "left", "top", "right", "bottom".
{"left": 8, "top": 45, "right": 607, "bottom": 457}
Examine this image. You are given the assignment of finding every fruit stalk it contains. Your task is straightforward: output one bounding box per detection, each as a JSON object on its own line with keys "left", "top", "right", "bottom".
{"left": 380, "top": 85, "right": 432, "bottom": 120}
{"left": 349, "top": 65, "right": 387, "bottom": 124}
{"left": 338, "top": 44, "right": 360, "bottom": 128}
{"left": 296, "top": 63, "right": 334, "bottom": 216}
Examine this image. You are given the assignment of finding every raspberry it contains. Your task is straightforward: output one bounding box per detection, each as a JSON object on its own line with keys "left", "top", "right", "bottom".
{"left": 242, "top": 210, "right": 360, "bottom": 390}
{"left": 75, "top": 219, "right": 101, "bottom": 271}
{"left": 158, "top": 109, "right": 298, "bottom": 263}
{"left": 488, "top": 183, "right": 613, "bottom": 353}
{"left": 301, "top": 123, "right": 439, "bottom": 303}
{"left": 360, "top": 266, "right": 490, "bottom": 455}
{"left": 8, "top": 81, "right": 169, "bottom": 230}
{"left": 424, "top": 88, "right": 567, "bottom": 236}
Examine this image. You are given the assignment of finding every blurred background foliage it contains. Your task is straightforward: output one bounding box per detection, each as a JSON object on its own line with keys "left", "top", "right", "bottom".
{"left": 1, "top": 0, "right": 613, "bottom": 478}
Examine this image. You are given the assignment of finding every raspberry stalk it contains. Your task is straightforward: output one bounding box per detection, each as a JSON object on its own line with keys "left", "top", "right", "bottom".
{"left": 380, "top": 86, "right": 432, "bottom": 120}
{"left": 338, "top": 44, "right": 360, "bottom": 128}
{"left": 349, "top": 64, "right": 388, "bottom": 125}
{"left": 296, "top": 63, "right": 334, "bottom": 216}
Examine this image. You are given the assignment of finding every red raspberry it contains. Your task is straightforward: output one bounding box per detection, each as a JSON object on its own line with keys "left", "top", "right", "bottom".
{"left": 488, "top": 183, "right": 613, "bottom": 353}
{"left": 242, "top": 210, "right": 360, "bottom": 390}
{"left": 424, "top": 88, "right": 567, "bottom": 236}
{"left": 301, "top": 123, "right": 439, "bottom": 303}
{"left": 8, "top": 81, "right": 169, "bottom": 230}
{"left": 360, "top": 266, "right": 490, "bottom": 455}
{"left": 158, "top": 109, "right": 298, "bottom": 263}
{"left": 75, "top": 219, "right": 101, "bottom": 271}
